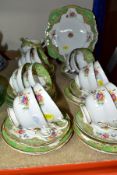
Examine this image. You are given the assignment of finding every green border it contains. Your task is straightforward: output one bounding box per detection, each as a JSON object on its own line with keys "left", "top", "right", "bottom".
{"left": 74, "top": 124, "right": 117, "bottom": 154}
{"left": 2, "top": 120, "right": 73, "bottom": 154}
{"left": 74, "top": 107, "right": 117, "bottom": 144}
{"left": 45, "top": 5, "right": 98, "bottom": 62}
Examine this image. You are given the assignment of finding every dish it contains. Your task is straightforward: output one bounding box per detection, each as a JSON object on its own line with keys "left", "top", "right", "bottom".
{"left": 46, "top": 5, "right": 98, "bottom": 61}
{"left": 2, "top": 112, "right": 72, "bottom": 154}
{"left": 74, "top": 106, "right": 117, "bottom": 144}
{"left": 74, "top": 123, "right": 117, "bottom": 154}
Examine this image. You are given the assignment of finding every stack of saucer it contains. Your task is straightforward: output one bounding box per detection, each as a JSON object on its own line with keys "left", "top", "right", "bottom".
{"left": 3, "top": 83, "right": 73, "bottom": 154}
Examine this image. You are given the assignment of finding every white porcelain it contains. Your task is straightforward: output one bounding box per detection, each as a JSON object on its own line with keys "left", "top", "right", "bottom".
{"left": 69, "top": 52, "right": 79, "bottom": 73}
{"left": 30, "top": 48, "right": 42, "bottom": 64}
{"left": 10, "top": 70, "right": 20, "bottom": 93}
{"left": 13, "top": 87, "right": 48, "bottom": 129}
{"left": 79, "top": 68, "right": 91, "bottom": 91}
{"left": 94, "top": 61, "right": 109, "bottom": 86}
{"left": 87, "top": 63, "right": 97, "bottom": 91}
{"left": 25, "top": 49, "right": 32, "bottom": 63}
{"left": 33, "top": 83, "right": 64, "bottom": 122}
{"left": 75, "top": 51, "right": 88, "bottom": 69}
{"left": 27, "top": 64, "right": 36, "bottom": 87}
{"left": 16, "top": 66, "right": 25, "bottom": 92}
{"left": 85, "top": 87, "right": 117, "bottom": 127}
{"left": 106, "top": 83, "right": 117, "bottom": 107}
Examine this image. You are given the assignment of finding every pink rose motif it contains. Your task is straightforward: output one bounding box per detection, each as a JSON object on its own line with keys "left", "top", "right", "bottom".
{"left": 36, "top": 93, "right": 44, "bottom": 104}
{"left": 96, "top": 92, "right": 105, "bottom": 104}
{"left": 21, "top": 96, "right": 29, "bottom": 106}
{"left": 17, "top": 129, "right": 25, "bottom": 134}
{"left": 111, "top": 93, "right": 117, "bottom": 102}
{"left": 101, "top": 133, "right": 109, "bottom": 139}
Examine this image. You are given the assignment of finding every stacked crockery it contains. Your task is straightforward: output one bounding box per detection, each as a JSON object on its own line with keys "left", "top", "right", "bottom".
{"left": 3, "top": 38, "right": 73, "bottom": 154}
{"left": 65, "top": 53, "right": 117, "bottom": 153}
{"left": 6, "top": 38, "right": 55, "bottom": 107}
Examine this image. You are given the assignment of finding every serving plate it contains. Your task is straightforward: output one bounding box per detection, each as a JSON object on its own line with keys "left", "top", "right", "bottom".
{"left": 46, "top": 5, "right": 98, "bottom": 62}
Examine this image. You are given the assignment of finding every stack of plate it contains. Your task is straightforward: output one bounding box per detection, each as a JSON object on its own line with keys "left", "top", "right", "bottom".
{"left": 2, "top": 113, "right": 73, "bottom": 154}
{"left": 74, "top": 106, "right": 117, "bottom": 154}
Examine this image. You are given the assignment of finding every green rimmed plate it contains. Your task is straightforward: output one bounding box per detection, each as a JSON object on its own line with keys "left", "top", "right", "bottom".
{"left": 46, "top": 5, "right": 98, "bottom": 62}
{"left": 2, "top": 117, "right": 73, "bottom": 155}
{"left": 74, "top": 124, "right": 117, "bottom": 154}
{"left": 74, "top": 106, "right": 117, "bottom": 144}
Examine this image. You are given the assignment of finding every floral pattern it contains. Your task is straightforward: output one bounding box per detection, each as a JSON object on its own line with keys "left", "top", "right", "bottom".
{"left": 96, "top": 132, "right": 109, "bottom": 139}
{"left": 109, "top": 91, "right": 117, "bottom": 103}
{"left": 95, "top": 91, "right": 105, "bottom": 104}
{"left": 35, "top": 90, "right": 44, "bottom": 105}
{"left": 20, "top": 95, "right": 29, "bottom": 109}
{"left": 44, "top": 114, "right": 55, "bottom": 121}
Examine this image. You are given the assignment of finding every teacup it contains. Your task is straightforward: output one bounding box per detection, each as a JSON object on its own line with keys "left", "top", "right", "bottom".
{"left": 33, "top": 83, "right": 63, "bottom": 122}
{"left": 13, "top": 87, "right": 48, "bottom": 129}
{"left": 69, "top": 48, "right": 95, "bottom": 73}
{"left": 106, "top": 83, "right": 117, "bottom": 107}
{"left": 84, "top": 87, "right": 117, "bottom": 128}
{"left": 94, "top": 61, "right": 109, "bottom": 86}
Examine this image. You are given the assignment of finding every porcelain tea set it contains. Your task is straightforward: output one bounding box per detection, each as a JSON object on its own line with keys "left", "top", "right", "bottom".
{"left": 2, "top": 5, "right": 117, "bottom": 154}
{"left": 3, "top": 38, "right": 72, "bottom": 154}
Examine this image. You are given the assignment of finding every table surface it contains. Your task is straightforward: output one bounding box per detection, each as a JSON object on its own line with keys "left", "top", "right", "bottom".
{"left": 0, "top": 58, "right": 117, "bottom": 170}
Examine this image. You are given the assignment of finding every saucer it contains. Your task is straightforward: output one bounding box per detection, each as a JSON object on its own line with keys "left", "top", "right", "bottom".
{"left": 74, "top": 124, "right": 117, "bottom": 154}
{"left": 74, "top": 106, "right": 117, "bottom": 144}
{"left": 46, "top": 5, "right": 98, "bottom": 61}
{"left": 2, "top": 114, "right": 73, "bottom": 154}
{"left": 64, "top": 81, "right": 89, "bottom": 105}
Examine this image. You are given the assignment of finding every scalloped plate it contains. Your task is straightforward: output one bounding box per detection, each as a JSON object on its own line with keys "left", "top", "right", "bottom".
{"left": 46, "top": 5, "right": 98, "bottom": 62}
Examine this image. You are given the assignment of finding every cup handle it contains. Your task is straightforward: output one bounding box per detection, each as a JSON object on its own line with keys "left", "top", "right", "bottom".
{"left": 80, "top": 105, "right": 92, "bottom": 124}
